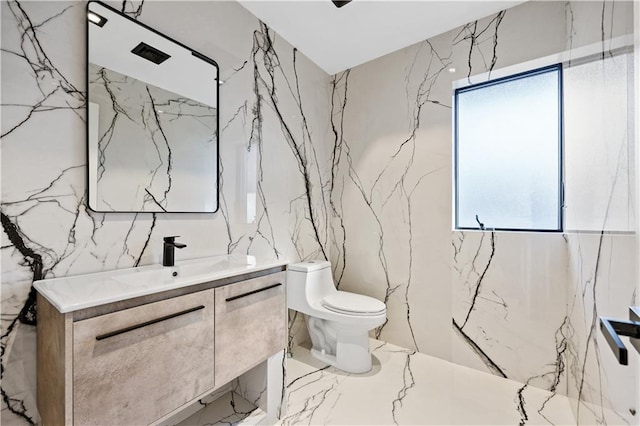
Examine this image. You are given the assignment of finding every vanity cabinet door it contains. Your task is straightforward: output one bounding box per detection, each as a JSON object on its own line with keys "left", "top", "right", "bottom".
{"left": 215, "top": 272, "right": 286, "bottom": 386}
{"left": 72, "top": 289, "right": 215, "bottom": 426}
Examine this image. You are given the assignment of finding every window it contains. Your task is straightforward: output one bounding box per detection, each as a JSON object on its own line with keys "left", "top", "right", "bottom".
{"left": 454, "top": 64, "right": 563, "bottom": 232}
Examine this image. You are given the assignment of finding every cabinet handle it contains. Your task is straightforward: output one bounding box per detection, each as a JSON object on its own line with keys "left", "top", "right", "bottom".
{"left": 225, "top": 283, "right": 282, "bottom": 302}
{"left": 95, "top": 305, "right": 205, "bottom": 341}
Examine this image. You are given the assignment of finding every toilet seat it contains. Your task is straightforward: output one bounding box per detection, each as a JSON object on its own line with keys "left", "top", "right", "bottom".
{"left": 322, "top": 291, "right": 386, "bottom": 316}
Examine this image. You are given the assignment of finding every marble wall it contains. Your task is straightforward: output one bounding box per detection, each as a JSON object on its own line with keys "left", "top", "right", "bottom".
{"left": 2, "top": 0, "right": 637, "bottom": 425}
{"left": 330, "top": 0, "right": 637, "bottom": 424}
{"left": 566, "top": 233, "right": 637, "bottom": 424}
{"left": 563, "top": 42, "right": 637, "bottom": 423}
{"left": 1, "top": 1, "right": 331, "bottom": 423}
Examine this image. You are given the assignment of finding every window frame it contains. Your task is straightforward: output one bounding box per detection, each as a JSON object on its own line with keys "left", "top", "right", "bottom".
{"left": 453, "top": 63, "right": 564, "bottom": 232}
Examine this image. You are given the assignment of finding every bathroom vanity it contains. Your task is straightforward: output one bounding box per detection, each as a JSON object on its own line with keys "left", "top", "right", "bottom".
{"left": 34, "top": 255, "right": 287, "bottom": 425}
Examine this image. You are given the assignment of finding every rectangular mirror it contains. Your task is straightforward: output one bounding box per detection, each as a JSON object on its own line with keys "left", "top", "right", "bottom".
{"left": 87, "top": 1, "right": 219, "bottom": 213}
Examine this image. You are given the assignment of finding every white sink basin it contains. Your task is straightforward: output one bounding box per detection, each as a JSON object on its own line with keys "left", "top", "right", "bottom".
{"left": 112, "top": 268, "right": 179, "bottom": 286}
{"left": 33, "top": 254, "right": 282, "bottom": 313}
{"left": 113, "top": 256, "right": 255, "bottom": 286}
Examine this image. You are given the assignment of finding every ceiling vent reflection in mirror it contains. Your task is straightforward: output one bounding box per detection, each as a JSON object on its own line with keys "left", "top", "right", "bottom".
{"left": 86, "top": 1, "right": 219, "bottom": 213}
{"left": 131, "top": 42, "right": 171, "bottom": 65}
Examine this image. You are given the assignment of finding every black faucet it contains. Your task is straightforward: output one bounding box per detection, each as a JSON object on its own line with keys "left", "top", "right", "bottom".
{"left": 163, "top": 236, "right": 186, "bottom": 266}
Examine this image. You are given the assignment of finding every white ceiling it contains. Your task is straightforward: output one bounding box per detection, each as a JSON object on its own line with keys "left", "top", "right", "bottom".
{"left": 238, "top": 0, "right": 525, "bottom": 75}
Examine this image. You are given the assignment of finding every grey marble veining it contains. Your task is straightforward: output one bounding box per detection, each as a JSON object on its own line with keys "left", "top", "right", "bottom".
{"left": 245, "top": 23, "right": 330, "bottom": 262}
{"left": 565, "top": 234, "right": 637, "bottom": 424}
{"left": 1, "top": 1, "right": 332, "bottom": 423}
{"left": 175, "top": 391, "right": 263, "bottom": 426}
{"left": 328, "top": 1, "right": 636, "bottom": 425}
{"left": 1, "top": 0, "right": 637, "bottom": 425}
{"left": 452, "top": 9, "right": 506, "bottom": 81}
{"left": 283, "top": 340, "right": 577, "bottom": 425}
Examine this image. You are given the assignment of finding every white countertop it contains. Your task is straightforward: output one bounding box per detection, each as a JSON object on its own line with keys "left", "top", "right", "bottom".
{"left": 34, "top": 255, "right": 288, "bottom": 313}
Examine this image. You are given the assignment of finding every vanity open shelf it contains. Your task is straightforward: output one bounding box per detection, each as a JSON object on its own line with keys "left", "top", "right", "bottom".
{"left": 175, "top": 390, "right": 266, "bottom": 426}
{"left": 34, "top": 255, "right": 287, "bottom": 426}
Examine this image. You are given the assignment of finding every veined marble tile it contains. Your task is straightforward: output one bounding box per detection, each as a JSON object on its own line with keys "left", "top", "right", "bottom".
{"left": 0, "top": 324, "right": 38, "bottom": 425}
{"left": 329, "top": 2, "right": 636, "bottom": 424}
{"left": 565, "top": 233, "right": 638, "bottom": 425}
{"left": 2, "top": 1, "right": 332, "bottom": 423}
{"left": 2, "top": 0, "right": 637, "bottom": 424}
{"left": 451, "top": 231, "right": 570, "bottom": 389}
{"left": 175, "top": 391, "right": 265, "bottom": 426}
{"left": 283, "top": 339, "right": 575, "bottom": 426}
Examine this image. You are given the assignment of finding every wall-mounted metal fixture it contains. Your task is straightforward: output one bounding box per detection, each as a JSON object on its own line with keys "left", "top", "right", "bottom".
{"left": 600, "top": 307, "right": 640, "bottom": 365}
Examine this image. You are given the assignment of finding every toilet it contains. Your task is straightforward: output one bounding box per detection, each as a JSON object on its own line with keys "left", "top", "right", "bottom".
{"left": 287, "top": 260, "right": 386, "bottom": 374}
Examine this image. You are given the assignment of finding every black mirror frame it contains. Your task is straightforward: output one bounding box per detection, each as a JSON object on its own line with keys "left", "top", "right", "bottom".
{"left": 86, "top": 0, "right": 220, "bottom": 214}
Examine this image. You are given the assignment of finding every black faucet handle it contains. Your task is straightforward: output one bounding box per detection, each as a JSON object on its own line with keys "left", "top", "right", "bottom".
{"left": 163, "top": 236, "right": 181, "bottom": 243}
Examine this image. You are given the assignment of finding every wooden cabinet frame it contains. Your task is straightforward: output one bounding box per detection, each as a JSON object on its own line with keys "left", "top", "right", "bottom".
{"left": 37, "top": 266, "right": 286, "bottom": 426}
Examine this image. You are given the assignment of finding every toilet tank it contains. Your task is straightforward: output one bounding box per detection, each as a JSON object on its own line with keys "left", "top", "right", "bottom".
{"left": 287, "top": 260, "right": 336, "bottom": 313}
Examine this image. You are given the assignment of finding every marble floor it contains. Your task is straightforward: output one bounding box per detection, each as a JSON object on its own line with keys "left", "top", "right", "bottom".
{"left": 1, "top": 334, "right": 579, "bottom": 426}
{"left": 281, "top": 339, "right": 576, "bottom": 426}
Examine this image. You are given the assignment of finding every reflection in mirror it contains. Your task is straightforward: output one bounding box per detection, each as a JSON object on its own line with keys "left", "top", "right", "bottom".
{"left": 87, "top": 1, "right": 219, "bottom": 212}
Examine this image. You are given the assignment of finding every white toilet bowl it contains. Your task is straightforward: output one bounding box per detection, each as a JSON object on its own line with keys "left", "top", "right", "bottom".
{"left": 287, "top": 260, "right": 386, "bottom": 373}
